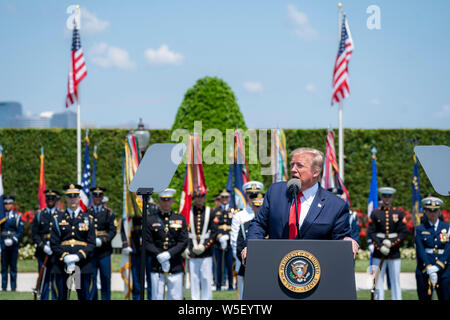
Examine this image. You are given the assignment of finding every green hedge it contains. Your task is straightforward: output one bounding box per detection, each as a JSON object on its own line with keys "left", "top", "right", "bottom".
{"left": 0, "top": 128, "right": 448, "bottom": 218}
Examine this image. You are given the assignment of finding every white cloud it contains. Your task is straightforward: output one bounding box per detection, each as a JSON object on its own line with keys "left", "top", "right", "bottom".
{"left": 243, "top": 82, "right": 263, "bottom": 94}
{"left": 434, "top": 105, "right": 450, "bottom": 118}
{"left": 370, "top": 98, "right": 381, "bottom": 105}
{"left": 144, "top": 45, "right": 185, "bottom": 66}
{"left": 80, "top": 7, "right": 110, "bottom": 34}
{"left": 90, "top": 42, "right": 136, "bottom": 70}
{"left": 287, "top": 4, "right": 319, "bottom": 41}
{"left": 305, "top": 83, "right": 317, "bottom": 93}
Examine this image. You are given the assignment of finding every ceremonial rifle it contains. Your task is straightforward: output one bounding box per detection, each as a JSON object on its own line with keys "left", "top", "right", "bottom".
{"left": 33, "top": 255, "right": 49, "bottom": 300}
{"left": 370, "top": 257, "right": 385, "bottom": 300}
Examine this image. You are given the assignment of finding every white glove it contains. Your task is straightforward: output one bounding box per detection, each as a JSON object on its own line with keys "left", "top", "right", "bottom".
{"left": 162, "top": 260, "right": 170, "bottom": 273}
{"left": 43, "top": 244, "right": 53, "bottom": 256}
{"left": 12, "top": 237, "right": 18, "bottom": 244}
{"left": 192, "top": 244, "right": 205, "bottom": 255}
{"left": 219, "top": 237, "right": 228, "bottom": 250}
{"left": 63, "top": 254, "right": 80, "bottom": 264}
{"left": 4, "top": 239, "right": 13, "bottom": 247}
{"left": 122, "top": 247, "right": 133, "bottom": 254}
{"left": 427, "top": 265, "right": 439, "bottom": 275}
{"left": 382, "top": 239, "right": 392, "bottom": 248}
{"left": 157, "top": 251, "right": 171, "bottom": 264}
{"left": 66, "top": 262, "right": 76, "bottom": 274}
{"left": 380, "top": 245, "right": 390, "bottom": 256}
{"left": 429, "top": 272, "right": 438, "bottom": 284}
{"left": 368, "top": 244, "right": 374, "bottom": 254}
{"left": 96, "top": 238, "right": 102, "bottom": 247}
{"left": 181, "top": 248, "right": 190, "bottom": 259}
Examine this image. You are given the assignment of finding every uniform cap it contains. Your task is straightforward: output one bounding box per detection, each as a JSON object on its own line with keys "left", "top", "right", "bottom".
{"left": 3, "top": 195, "right": 15, "bottom": 204}
{"left": 159, "top": 188, "right": 176, "bottom": 199}
{"left": 422, "top": 196, "right": 443, "bottom": 209}
{"left": 243, "top": 181, "right": 264, "bottom": 193}
{"left": 219, "top": 189, "right": 231, "bottom": 197}
{"left": 63, "top": 184, "right": 82, "bottom": 195}
{"left": 44, "top": 189, "right": 61, "bottom": 197}
{"left": 90, "top": 186, "right": 106, "bottom": 194}
{"left": 378, "top": 187, "right": 396, "bottom": 195}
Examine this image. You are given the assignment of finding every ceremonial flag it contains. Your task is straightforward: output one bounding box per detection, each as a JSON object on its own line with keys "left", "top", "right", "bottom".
{"left": 0, "top": 146, "right": 4, "bottom": 221}
{"left": 271, "top": 129, "right": 288, "bottom": 183}
{"left": 179, "top": 134, "right": 207, "bottom": 226}
{"left": 65, "top": 19, "right": 87, "bottom": 108}
{"left": 320, "top": 129, "right": 351, "bottom": 206}
{"left": 89, "top": 144, "right": 98, "bottom": 206}
{"left": 226, "top": 130, "right": 249, "bottom": 210}
{"left": 38, "top": 147, "right": 46, "bottom": 210}
{"left": 412, "top": 154, "right": 423, "bottom": 226}
{"left": 331, "top": 14, "right": 354, "bottom": 106}
{"left": 79, "top": 136, "right": 90, "bottom": 212}
{"left": 367, "top": 151, "right": 378, "bottom": 219}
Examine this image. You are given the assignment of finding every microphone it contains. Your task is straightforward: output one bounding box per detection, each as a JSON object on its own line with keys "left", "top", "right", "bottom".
{"left": 287, "top": 178, "right": 302, "bottom": 239}
{"left": 287, "top": 178, "right": 302, "bottom": 198}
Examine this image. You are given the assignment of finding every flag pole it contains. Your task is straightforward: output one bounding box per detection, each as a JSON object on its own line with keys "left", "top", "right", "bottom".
{"left": 77, "top": 95, "right": 81, "bottom": 184}
{"left": 337, "top": 2, "right": 344, "bottom": 181}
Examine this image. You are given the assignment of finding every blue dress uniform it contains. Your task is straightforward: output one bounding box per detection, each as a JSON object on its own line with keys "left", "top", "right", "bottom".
{"left": 0, "top": 196, "right": 24, "bottom": 291}
{"left": 145, "top": 190, "right": 188, "bottom": 300}
{"left": 415, "top": 197, "right": 450, "bottom": 300}
{"left": 120, "top": 211, "right": 154, "bottom": 300}
{"left": 212, "top": 203, "right": 235, "bottom": 291}
{"left": 88, "top": 186, "right": 117, "bottom": 300}
{"left": 50, "top": 184, "right": 96, "bottom": 300}
{"left": 31, "top": 189, "right": 61, "bottom": 300}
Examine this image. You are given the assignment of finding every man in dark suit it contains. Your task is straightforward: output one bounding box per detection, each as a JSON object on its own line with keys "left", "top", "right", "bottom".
{"left": 242, "top": 147, "right": 356, "bottom": 263}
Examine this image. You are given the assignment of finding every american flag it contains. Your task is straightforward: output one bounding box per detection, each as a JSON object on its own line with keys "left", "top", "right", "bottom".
{"left": 331, "top": 14, "right": 354, "bottom": 106}
{"left": 79, "top": 137, "right": 90, "bottom": 212}
{"left": 66, "top": 21, "right": 87, "bottom": 108}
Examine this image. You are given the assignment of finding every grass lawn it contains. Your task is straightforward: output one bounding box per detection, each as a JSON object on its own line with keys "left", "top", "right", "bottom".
{"left": 19, "top": 255, "right": 418, "bottom": 273}
{"left": 0, "top": 289, "right": 422, "bottom": 300}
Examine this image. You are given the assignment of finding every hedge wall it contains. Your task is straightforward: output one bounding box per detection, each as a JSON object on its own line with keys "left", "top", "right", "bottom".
{"left": 0, "top": 128, "right": 448, "bottom": 220}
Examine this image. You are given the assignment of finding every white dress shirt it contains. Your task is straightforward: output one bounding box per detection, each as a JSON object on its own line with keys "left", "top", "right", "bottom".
{"left": 298, "top": 183, "right": 319, "bottom": 231}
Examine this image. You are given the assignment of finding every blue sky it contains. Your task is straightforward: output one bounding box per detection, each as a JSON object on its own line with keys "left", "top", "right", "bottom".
{"left": 1, "top": 0, "right": 449, "bottom": 129}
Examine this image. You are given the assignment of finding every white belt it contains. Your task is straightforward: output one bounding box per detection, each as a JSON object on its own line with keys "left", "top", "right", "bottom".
{"left": 376, "top": 233, "right": 398, "bottom": 239}
{"left": 189, "top": 231, "right": 210, "bottom": 240}
{"left": 425, "top": 248, "right": 444, "bottom": 255}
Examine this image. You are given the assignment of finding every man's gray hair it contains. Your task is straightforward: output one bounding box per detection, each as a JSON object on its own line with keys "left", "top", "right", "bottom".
{"left": 290, "top": 147, "right": 324, "bottom": 173}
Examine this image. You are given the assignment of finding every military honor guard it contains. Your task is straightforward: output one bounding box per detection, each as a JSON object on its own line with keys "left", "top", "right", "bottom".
{"left": 414, "top": 196, "right": 449, "bottom": 300}
{"left": 50, "top": 184, "right": 96, "bottom": 300}
{"left": 230, "top": 181, "right": 264, "bottom": 294}
{"left": 367, "top": 187, "right": 408, "bottom": 300}
{"left": 144, "top": 189, "right": 188, "bottom": 300}
{"left": 235, "top": 191, "right": 264, "bottom": 299}
{"left": 187, "top": 189, "right": 217, "bottom": 300}
{"left": 31, "top": 189, "right": 61, "bottom": 299}
{"left": 120, "top": 203, "right": 154, "bottom": 300}
{"left": 213, "top": 189, "right": 235, "bottom": 291}
{"left": 0, "top": 196, "right": 24, "bottom": 292}
{"left": 87, "top": 186, "right": 117, "bottom": 300}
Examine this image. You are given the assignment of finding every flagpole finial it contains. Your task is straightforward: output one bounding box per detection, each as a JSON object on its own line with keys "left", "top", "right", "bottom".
{"left": 371, "top": 147, "right": 377, "bottom": 155}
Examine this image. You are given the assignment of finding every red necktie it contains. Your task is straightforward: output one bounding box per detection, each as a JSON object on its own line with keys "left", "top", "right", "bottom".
{"left": 289, "top": 192, "right": 303, "bottom": 239}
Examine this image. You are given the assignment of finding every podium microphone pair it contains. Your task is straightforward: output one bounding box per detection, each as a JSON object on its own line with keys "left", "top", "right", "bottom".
{"left": 287, "top": 178, "right": 302, "bottom": 239}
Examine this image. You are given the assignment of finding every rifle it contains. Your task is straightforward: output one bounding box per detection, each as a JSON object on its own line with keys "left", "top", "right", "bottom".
{"left": 33, "top": 255, "right": 49, "bottom": 300}
{"left": 370, "top": 257, "right": 385, "bottom": 300}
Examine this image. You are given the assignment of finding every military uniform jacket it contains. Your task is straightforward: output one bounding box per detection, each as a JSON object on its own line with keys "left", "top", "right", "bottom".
{"left": 0, "top": 210, "right": 24, "bottom": 249}
{"left": 50, "top": 209, "right": 96, "bottom": 274}
{"left": 88, "top": 206, "right": 117, "bottom": 258}
{"left": 368, "top": 207, "right": 408, "bottom": 259}
{"left": 236, "top": 220, "right": 251, "bottom": 277}
{"left": 213, "top": 206, "right": 233, "bottom": 249}
{"left": 145, "top": 209, "right": 188, "bottom": 274}
{"left": 188, "top": 206, "right": 217, "bottom": 259}
{"left": 32, "top": 207, "right": 60, "bottom": 261}
{"left": 415, "top": 220, "right": 449, "bottom": 279}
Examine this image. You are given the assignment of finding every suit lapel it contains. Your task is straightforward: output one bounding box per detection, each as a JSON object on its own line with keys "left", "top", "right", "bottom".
{"left": 299, "top": 187, "right": 326, "bottom": 237}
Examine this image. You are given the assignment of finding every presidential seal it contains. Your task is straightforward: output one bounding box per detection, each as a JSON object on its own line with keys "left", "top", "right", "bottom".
{"left": 278, "top": 250, "right": 321, "bottom": 293}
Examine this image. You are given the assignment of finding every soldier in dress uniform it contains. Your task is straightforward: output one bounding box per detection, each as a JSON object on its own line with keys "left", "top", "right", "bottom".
{"left": 50, "top": 184, "right": 96, "bottom": 300}
{"left": 145, "top": 189, "right": 188, "bottom": 300}
{"left": 0, "top": 196, "right": 24, "bottom": 292}
{"left": 213, "top": 189, "right": 235, "bottom": 291}
{"left": 367, "top": 187, "right": 408, "bottom": 300}
{"left": 31, "top": 189, "right": 61, "bottom": 299}
{"left": 414, "top": 196, "right": 449, "bottom": 300}
{"left": 236, "top": 191, "right": 264, "bottom": 299}
{"left": 120, "top": 201, "right": 154, "bottom": 300}
{"left": 87, "top": 186, "right": 117, "bottom": 300}
{"left": 230, "top": 181, "right": 264, "bottom": 295}
{"left": 187, "top": 189, "right": 217, "bottom": 300}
